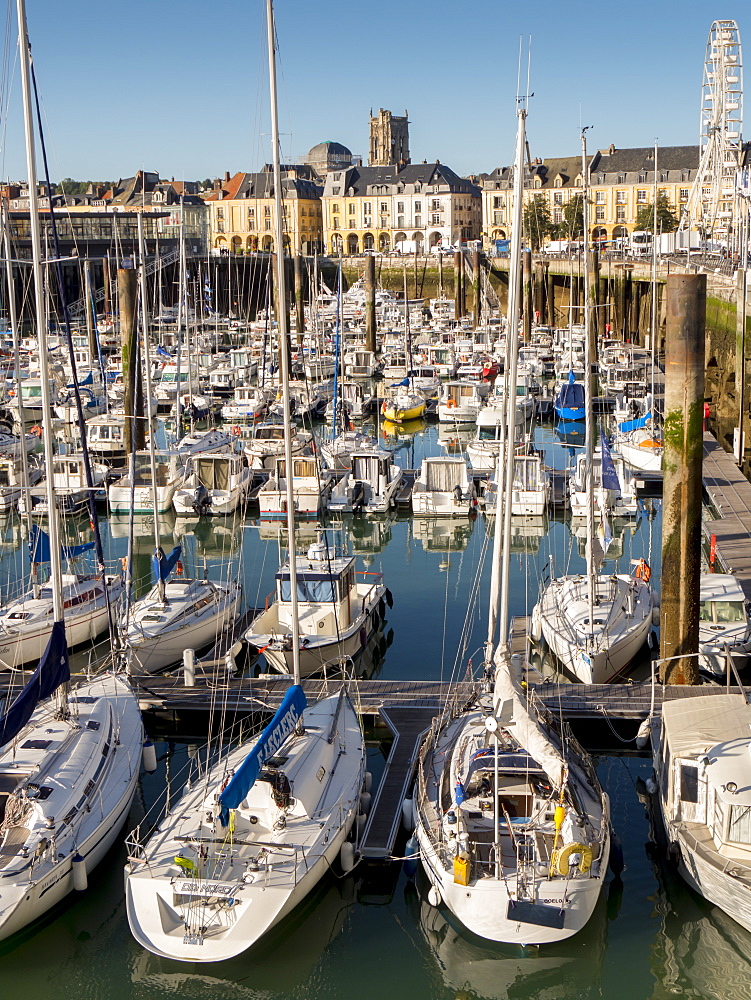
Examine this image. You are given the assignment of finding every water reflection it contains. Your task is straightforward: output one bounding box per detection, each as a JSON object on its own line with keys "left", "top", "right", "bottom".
{"left": 411, "top": 877, "right": 612, "bottom": 1000}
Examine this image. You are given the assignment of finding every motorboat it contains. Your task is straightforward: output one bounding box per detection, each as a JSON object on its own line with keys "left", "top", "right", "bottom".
{"left": 246, "top": 536, "right": 388, "bottom": 677}
{"left": 327, "top": 449, "right": 402, "bottom": 515}
{"left": 108, "top": 450, "right": 186, "bottom": 515}
{"left": 436, "top": 380, "right": 491, "bottom": 424}
{"left": 173, "top": 452, "right": 252, "bottom": 516}
{"left": 650, "top": 690, "right": 751, "bottom": 934}
{"left": 481, "top": 453, "right": 550, "bottom": 517}
{"left": 698, "top": 573, "right": 751, "bottom": 676}
{"left": 242, "top": 420, "right": 313, "bottom": 471}
{"left": 411, "top": 456, "right": 478, "bottom": 517}
{"left": 18, "top": 454, "right": 109, "bottom": 516}
{"left": 257, "top": 454, "right": 331, "bottom": 520}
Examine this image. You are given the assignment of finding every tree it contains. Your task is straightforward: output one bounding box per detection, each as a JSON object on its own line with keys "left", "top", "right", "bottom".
{"left": 634, "top": 191, "right": 678, "bottom": 233}
{"left": 522, "top": 194, "right": 553, "bottom": 251}
{"left": 562, "top": 194, "right": 584, "bottom": 239}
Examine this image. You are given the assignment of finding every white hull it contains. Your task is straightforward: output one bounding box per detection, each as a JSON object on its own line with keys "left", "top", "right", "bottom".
{"left": 535, "top": 573, "right": 653, "bottom": 683}
{"left": 0, "top": 673, "right": 142, "bottom": 940}
{"left": 125, "top": 693, "right": 364, "bottom": 962}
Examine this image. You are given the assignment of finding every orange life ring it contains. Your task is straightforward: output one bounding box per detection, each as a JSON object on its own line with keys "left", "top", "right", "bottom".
{"left": 30, "top": 425, "right": 42, "bottom": 436}
{"left": 231, "top": 425, "right": 242, "bottom": 436}
{"left": 446, "top": 398, "right": 457, "bottom": 408}
{"left": 634, "top": 558, "right": 651, "bottom": 583}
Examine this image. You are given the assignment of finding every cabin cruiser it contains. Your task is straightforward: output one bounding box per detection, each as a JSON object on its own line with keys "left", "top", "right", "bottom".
{"left": 246, "top": 536, "right": 388, "bottom": 677}
{"left": 698, "top": 573, "right": 751, "bottom": 676}
{"left": 411, "top": 456, "right": 478, "bottom": 517}
{"left": 257, "top": 454, "right": 331, "bottom": 519}
{"left": 328, "top": 449, "right": 402, "bottom": 515}
{"left": 173, "top": 452, "right": 252, "bottom": 516}
{"left": 108, "top": 451, "right": 186, "bottom": 515}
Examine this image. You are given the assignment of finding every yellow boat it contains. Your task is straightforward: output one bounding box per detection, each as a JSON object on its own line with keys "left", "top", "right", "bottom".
{"left": 381, "top": 393, "right": 427, "bottom": 424}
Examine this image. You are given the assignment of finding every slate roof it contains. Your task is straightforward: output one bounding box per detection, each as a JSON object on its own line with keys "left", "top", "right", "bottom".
{"left": 205, "top": 170, "right": 322, "bottom": 202}
{"left": 322, "top": 162, "right": 480, "bottom": 198}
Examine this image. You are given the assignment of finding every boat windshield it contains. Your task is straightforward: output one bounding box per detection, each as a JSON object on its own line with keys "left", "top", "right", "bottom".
{"left": 700, "top": 600, "right": 746, "bottom": 623}
{"left": 280, "top": 578, "right": 337, "bottom": 603}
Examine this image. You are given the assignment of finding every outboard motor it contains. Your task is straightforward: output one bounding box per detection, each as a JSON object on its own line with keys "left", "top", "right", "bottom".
{"left": 351, "top": 480, "right": 365, "bottom": 516}
{"left": 192, "top": 482, "right": 211, "bottom": 515}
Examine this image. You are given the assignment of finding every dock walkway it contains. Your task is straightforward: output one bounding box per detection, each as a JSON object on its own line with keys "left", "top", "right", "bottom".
{"left": 702, "top": 431, "right": 751, "bottom": 600}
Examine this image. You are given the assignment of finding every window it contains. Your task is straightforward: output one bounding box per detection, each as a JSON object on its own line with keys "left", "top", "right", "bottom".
{"left": 431, "top": 199, "right": 441, "bottom": 210}
{"left": 680, "top": 764, "right": 698, "bottom": 803}
{"left": 492, "top": 196, "right": 505, "bottom": 209}
{"left": 264, "top": 206, "right": 271, "bottom": 216}
{"left": 492, "top": 211, "right": 503, "bottom": 224}
{"left": 264, "top": 219, "right": 271, "bottom": 230}
{"left": 364, "top": 217, "right": 372, "bottom": 228}
{"left": 380, "top": 202, "right": 388, "bottom": 212}
{"left": 554, "top": 193, "right": 563, "bottom": 205}
{"left": 348, "top": 203, "right": 355, "bottom": 215}
{"left": 616, "top": 191, "right": 626, "bottom": 204}
{"left": 414, "top": 201, "right": 421, "bottom": 213}
{"left": 248, "top": 207, "right": 255, "bottom": 217}
{"left": 595, "top": 191, "right": 605, "bottom": 204}
{"left": 397, "top": 201, "right": 404, "bottom": 213}
{"left": 616, "top": 206, "right": 626, "bottom": 221}
{"left": 595, "top": 207, "right": 605, "bottom": 221}
{"left": 363, "top": 201, "right": 371, "bottom": 213}
{"left": 431, "top": 213, "right": 441, "bottom": 225}
{"left": 397, "top": 216, "right": 404, "bottom": 228}
{"left": 414, "top": 215, "right": 421, "bottom": 227}
{"left": 680, "top": 188, "right": 689, "bottom": 200}
{"left": 637, "top": 190, "right": 647, "bottom": 203}
{"left": 553, "top": 209, "right": 563, "bottom": 223}
{"left": 332, "top": 204, "right": 339, "bottom": 214}
{"left": 217, "top": 208, "right": 224, "bottom": 219}
{"left": 729, "top": 804, "right": 751, "bottom": 845}
{"left": 248, "top": 221, "right": 254, "bottom": 231}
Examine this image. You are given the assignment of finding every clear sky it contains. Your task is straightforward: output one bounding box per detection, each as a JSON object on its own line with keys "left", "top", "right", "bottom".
{"left": 0, "top": 1, "right": 747, "bottom": 184}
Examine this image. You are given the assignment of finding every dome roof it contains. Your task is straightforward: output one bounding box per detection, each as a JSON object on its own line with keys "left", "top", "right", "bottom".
{"left": 308, "top": 140, "right": 352, "bottom": 158}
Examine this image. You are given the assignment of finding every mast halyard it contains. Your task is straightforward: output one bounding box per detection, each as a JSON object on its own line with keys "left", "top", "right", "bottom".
{"left": 267, "top": 0, "right": 301, "bottom": 687}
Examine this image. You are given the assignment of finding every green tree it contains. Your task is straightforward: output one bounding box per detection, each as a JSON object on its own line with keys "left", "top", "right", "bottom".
{"left": 522, "top": 194, "right": 553, "bottom": 251}
{"left": 634, "top": 191, "right": 678, "bottom": 233}
{"left": 562, "top": 194, "right": 584, "bottom": 239}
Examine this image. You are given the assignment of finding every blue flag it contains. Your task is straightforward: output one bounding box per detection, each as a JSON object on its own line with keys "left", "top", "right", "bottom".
{"left": 156, "top": 345, "right": 173, "bottom": 360}
{"left": 218, "top": 684, "right": 307, "bottom": 825}
{"left": 600, "top": 431, "right": 621, "bottom": 492}
{"left": 0, "top": 620, "right": 70, "bottom": 748}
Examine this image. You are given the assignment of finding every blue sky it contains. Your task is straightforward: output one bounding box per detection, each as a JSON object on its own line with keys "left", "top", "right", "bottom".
{"left": 0, "top": 1, "right": 747, "bottom": 183}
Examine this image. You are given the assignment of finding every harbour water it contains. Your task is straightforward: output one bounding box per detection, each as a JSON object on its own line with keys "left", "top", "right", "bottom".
{"left": 0, "top": 417, "right": 744, "bottom": 999}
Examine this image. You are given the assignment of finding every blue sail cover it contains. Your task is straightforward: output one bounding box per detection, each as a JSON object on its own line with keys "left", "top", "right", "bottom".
{"left": 554, "top": 373, "right": 585, "bottom": 419}
{"left": 618, "top": 411, "right": 653, "bottom": 433}
{"left": 218, "top": 684, "right": 307, "bottom": 825}
{"left": 0, "top": 620, "right": 70, "bottom": 748}
{"left": 28, "top": 525, "right": 95, "bottom": 563}
{"left": 152, "top": 545, "right": 182, "bottom": 583}
{"left": 600, "top": 432, "right": 621, "bottom": 491}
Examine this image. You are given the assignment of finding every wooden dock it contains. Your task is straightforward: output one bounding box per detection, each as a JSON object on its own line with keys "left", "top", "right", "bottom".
{"left": 702, "top": 431, "right": 751, "bottom": 600}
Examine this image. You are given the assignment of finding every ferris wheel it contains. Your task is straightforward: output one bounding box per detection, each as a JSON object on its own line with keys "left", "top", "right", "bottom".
{"left": 682, "top": 20, "right": 743, "bottom": 248}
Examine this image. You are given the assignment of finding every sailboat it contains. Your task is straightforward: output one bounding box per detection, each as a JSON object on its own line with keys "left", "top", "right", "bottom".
{"left": 0, "top": 0, "right": 142, "bottom": 940}
{"left": 124, "top": 0, "right": 366, "bottom": 961}
{"left": 532, "top": 131, "right": 654, "bottom": 685}
{"left": 413, "top": 103, "right": 611, "bottom": 945}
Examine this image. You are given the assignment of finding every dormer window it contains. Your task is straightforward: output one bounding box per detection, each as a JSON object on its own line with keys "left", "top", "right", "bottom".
{"left": 554, "top": 176, "right": 563, "bottom": 188}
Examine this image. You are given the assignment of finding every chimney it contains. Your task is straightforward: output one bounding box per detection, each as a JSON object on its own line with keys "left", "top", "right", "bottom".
{"left": 224, "top": 170, "right": 230, "bottom": 183}
{"left": 609, "top": 144, "right": 615, "bottom": 155}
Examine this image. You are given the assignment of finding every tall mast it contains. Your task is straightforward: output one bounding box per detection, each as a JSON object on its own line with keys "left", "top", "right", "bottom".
{"left": 137, "top": 215, "right": 164, "bottom": 602}
{"left": 492, "top": 100, "right": 526, "bottom": 659}
{"left": 267, "top": 0, "right": 300, "bottom": 685}
{"left": 581, "top": 129, "right": 596, "bottom": 637}
{"left": 17, "top": 0, "right": 63, "bottom": 622}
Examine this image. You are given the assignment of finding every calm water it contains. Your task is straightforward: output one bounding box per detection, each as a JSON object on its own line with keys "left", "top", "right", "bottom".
{"left": 0, "top": 418, "right": 744, "bottom": 1000}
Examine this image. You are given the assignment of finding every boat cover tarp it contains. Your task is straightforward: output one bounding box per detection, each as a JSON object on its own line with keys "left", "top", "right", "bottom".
{"left": 0, "top": 619, "right": 70, "bottom": 748}
{"left": 618, "top": 411, "right": 653, "bottom": 433}
{"left": 554, "top": 375, "right": 585, "bottom": 413}
{"left": 29, "top": 525, "right": 95, "bottom": 563}
{"left": 662, "top": 694, "right": 751, "bottom": 758}
{"left": 218, "top": 683, "right": 307, "bottom": 825}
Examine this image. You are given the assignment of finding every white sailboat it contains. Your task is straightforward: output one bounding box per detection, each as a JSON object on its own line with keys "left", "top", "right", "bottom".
{"left": 124, "top": 2, "right": 366, "bottom": 961}
{"left": 532, "top": 131, "right": 654, "bottom": 684}
{"left": 0, "top": 0, "right": 142, "bottom": 940}
{"left": 121, "top": 216, "right": 241, "bottom": 675}
{"left": 414, "top": 106, "right": 611, "bottom": 945}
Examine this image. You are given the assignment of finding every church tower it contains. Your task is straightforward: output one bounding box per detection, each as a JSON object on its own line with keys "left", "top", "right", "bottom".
{"left": 368, "top": 108, "right": 410, "bottom": 167}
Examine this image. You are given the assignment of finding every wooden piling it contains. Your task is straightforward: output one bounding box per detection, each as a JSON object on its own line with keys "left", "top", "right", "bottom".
{"left": 365, "top": 253, "right": 377, "bottom": 353}
{"left": 454, "top": 251, "right": 463, "bottom": 320}
{"left": 522, "top": 249, "right": 532, "bottom": 339}
{"left": 118, "top": 266, "right": 143, "bottom": 454}
{"left": 293, "top": 255, "right": 305, "bottom": 346}
{"left": 659, "top": 273, "right": 706, "bottom": 684}
{"left": 472, "top": 249, "right": 481, "bottom": 329}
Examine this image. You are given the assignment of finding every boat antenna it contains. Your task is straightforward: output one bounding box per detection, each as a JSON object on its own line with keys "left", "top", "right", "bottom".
{"left": 267, "top": 0, "right": 301, "bottom": 687}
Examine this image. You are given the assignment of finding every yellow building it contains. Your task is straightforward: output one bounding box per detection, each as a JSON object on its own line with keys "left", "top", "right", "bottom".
{"left": 481, "top": 145, "right": 701, "bottom": 246}
{"left": 322, "top": 161, "right": 481, "bottom": 254}
{"left": 205, "top": 168, "right": 323, "bottom": 255}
